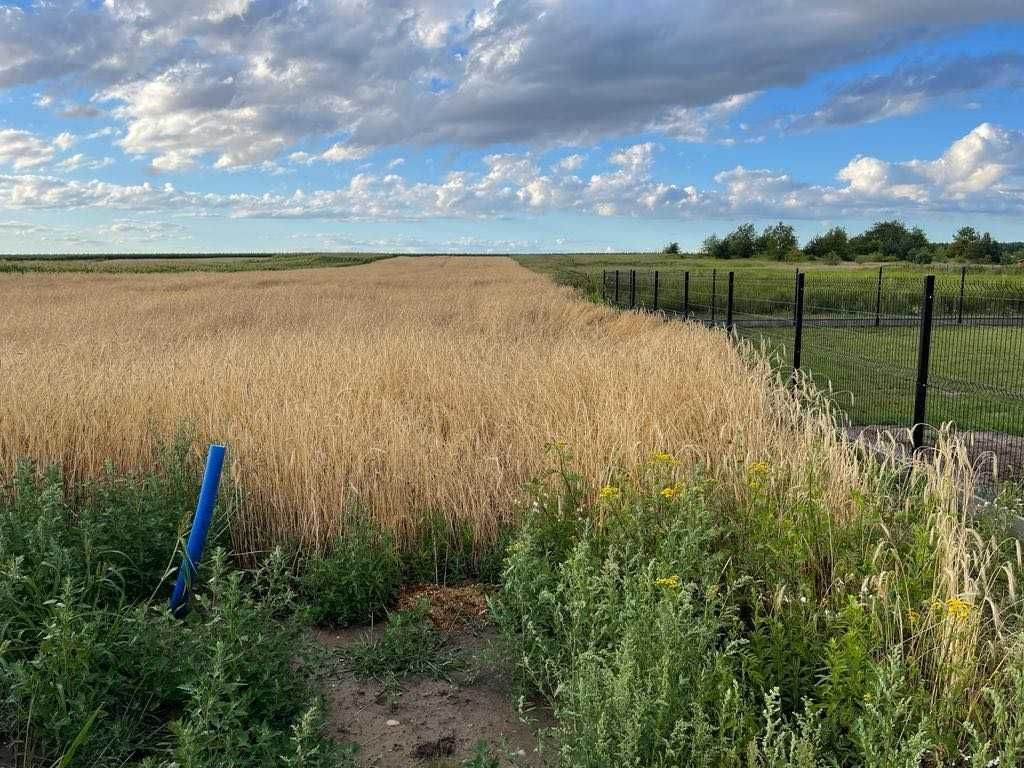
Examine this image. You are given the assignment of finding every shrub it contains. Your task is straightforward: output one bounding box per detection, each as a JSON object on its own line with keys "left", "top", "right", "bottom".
{"left": 0, "top": 457, "right": 346, "bottom": 768}
{"left": 495, "top": 450, "right": 1024, "bottom": 767}
{"left": 300, "top": 515, "right": 401, "bottom": 626}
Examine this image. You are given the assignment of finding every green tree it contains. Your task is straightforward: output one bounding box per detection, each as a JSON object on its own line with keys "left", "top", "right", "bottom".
{"left": 662, "top": 241, "right": 680, "bottom": 255}
{"left": 949, "top": 226, "right": 1001, "bottom": 263}
{"left": 755, "top": 222, "right": 799, "bottom": 260}
{"left": 850, "top": 220, "right": 931, "bottom": 261}
{"left": 804, "top": 227, "right": 850, "bottom": 261}
{"left": 701, "top": 233, "right": 729, "bottom": 259}
{"left": 724, "top": 223, "right": 757, "bottom": 259}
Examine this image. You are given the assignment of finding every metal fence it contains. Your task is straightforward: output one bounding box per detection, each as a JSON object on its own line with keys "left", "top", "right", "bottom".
{"left": 602, "top": 267, "right": 1024, "bottom": 478}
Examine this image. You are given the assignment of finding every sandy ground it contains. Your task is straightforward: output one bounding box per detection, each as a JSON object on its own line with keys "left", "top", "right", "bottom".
{"left": 316, "top": 587, "right": 553, "bottom": 768}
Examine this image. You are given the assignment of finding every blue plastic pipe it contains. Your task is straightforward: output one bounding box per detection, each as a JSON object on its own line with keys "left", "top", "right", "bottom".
{"left": 169, "top": 444, "right": 227, "bottom": 618}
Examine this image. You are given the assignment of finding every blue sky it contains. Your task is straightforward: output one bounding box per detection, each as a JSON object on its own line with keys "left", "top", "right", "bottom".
{"left": 1, "top": 1, "right": 1023, "bottom": 253}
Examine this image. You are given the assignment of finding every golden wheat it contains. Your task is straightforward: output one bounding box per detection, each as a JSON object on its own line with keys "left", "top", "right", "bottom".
{"left": 0, "top": 256, "right": 902, "bottom": 553}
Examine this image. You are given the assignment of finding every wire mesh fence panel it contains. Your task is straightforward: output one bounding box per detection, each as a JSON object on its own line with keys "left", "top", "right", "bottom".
{"left": 797, "top": 273, "right": 924, "bottom": 429}
{"left": 657, "top": 271, "right": 687, "bottom": 316}
{"left": 925, "top": 281, "right": 1024, "bottom": 476}
{"left": 598, "top": 266, "right": 1024, "bottom": 478}
{"left": 634, "top": 270, "right": 657, "bottom": 310}
{"left": 730, "top": 271, "right": 801, "bottom": 381}
{"left": 685, "top": 270, "right": 722, "bottom": 326}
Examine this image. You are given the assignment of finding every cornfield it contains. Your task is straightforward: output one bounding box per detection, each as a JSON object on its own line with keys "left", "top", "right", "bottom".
{"left": 0, "top": 256, "right": 917, "bottom": 553}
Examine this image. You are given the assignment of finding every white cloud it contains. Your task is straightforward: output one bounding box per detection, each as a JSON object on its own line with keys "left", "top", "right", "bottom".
{"left": 57, "top": 153, "right": 116, "bottom": 172}
{"left": 3, "top": 1, "right": 1023, "bottom": 172}
{"left": 97, "top": 218, "right": 192, "bottom": 243}
{"left": 320, "top": 143, "right": 372, "bottom": 163}
{"left": 554, "top": 154, "right": 584, "bottom": 172}
{"left": 0, "top": 172, "right": 225, "bottom": 212}
{"left": 0, "top": 129, "right": 55, "bottom": 169}
{"left": 1, "top": 123, "right": 1022, "bottom": 221}
{"left": 652, "top": 93, "right": 760, "bottom": 142}
{"left": 53, "top": 132, "right": 76, "bottom": 151}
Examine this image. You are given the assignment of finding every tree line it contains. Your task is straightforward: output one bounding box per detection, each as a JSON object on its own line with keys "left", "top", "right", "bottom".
{"left": 661, "top": 220, "right": 1024, "bottom": 264}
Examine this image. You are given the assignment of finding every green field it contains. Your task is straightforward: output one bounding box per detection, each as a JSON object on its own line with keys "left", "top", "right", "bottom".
{"left": 0, "top": 253, "right": 389, "bottom": 274}
{"left": 516, "top": 253, "right": 1024, "bottom": 313}
{"left": 737, "top": 324, "right": 1024, "bottom": 437}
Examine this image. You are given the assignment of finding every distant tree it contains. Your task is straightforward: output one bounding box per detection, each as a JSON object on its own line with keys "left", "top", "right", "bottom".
{"left": 804, "top": 226, "right": 850, "bottom": 261}
{"left": 949, "top": 226, "right": 1001, "bottom": 263}
{"left": 850, "top": 220, "right": 931, "bottom": 261}
{"left": 662, "top": 241, "right": 680, "bottom": 255}
{"left": 701, "top": 233, "right": 729, "bottom": 259}
{"left": 949, "top": 227, "right": 980, "bottom": 261}
{"left": 724, "top": 223, "right": 757, "bottom": 259}
{"left": 755, "top": 222, "right": 799, "bottom": 260}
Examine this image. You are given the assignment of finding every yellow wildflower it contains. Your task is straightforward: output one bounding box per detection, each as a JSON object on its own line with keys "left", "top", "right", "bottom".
{"left": 649, "top": 451, "right": 678, "bottom": 465}
{"left": 907, "top": 609, "right": 920, "bottom": 625}
{"left": 660, "top": 481, "right": 685, "bottom": 499}
{"left": 655, "top": 575, "right": 681, "bottom": 589}
{"left": 599, "top": 484, "right": 620, "bottom": 500}
{"left": 747, "top": 461, "right": 770, "bottom": 490}
{"left": 945, "top": 597, "right": 972, "bottom": 621}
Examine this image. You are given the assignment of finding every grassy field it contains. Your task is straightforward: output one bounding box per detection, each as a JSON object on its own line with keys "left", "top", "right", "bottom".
{"left": 0, "top": 252, "right": 388, "bottom": 273}
{"left": 516, "top": 251, "right": 1024, "bottom": 281}
{"left": 4, "top": 255, "right": 1024, "bottom": 766}
{"left": 737, "top": 324, "right": 1024, "bottom": 434}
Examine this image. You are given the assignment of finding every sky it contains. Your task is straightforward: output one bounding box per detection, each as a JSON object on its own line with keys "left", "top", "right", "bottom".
{"left": 1, "top": 1, "right": 1023, "bottom": 254}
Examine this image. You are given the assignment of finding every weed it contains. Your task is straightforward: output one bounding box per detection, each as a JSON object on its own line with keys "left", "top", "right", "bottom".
{"left": 344, "top": 600, "right": 458, "bottom": 681}
{"left": 0, "top": 458, "right": 346, "bottom": 767}
{"left": 300, "top": 514, "right": 401, "bottom": 626}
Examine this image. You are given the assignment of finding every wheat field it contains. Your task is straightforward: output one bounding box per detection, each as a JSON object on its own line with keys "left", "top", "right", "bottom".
{"left": 1, "top": 256, "right": 872, "bottom": 553}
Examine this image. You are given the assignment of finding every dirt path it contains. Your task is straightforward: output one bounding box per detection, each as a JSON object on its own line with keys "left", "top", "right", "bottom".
{"left": 316, "top": 587, "right": 552, "bottom": 767}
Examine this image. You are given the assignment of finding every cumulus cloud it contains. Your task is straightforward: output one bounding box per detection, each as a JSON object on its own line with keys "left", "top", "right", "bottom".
{"left": 0, "top": 123, "right": 1022, "bottom": 220}
{"left": 652, "top": 93, "right": 760, "bottom": 142}
{"left": 0, "top": 130, "right": 56, "bottom": 169}
{"left": 789, "top": 53, "right": 1024, "bottom": 130}
{"left": 57, "top": 153, "right": 115, "bottom": 172}
{"left": 0, "top": 172, "right": 225, "bottom": 211}
{"left": 3, "top": 1, "right": 1024, "bottom": 171}
{"left": 97, "top": 218, "right": 192, "bottom": 243}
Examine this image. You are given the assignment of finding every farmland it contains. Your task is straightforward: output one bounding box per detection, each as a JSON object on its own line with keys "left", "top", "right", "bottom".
{"left": 0, "top": 256, "right": 817, "bottom": 554}
{"left": 3, "top": 256, "right": 1024, "bottom": 766}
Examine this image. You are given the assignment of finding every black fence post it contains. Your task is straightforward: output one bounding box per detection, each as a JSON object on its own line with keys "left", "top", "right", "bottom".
{"left": 912, "top": 275, "right": 936, "bottom": 451}
{"left": 683, "top": 271, "right": 690, "bottom": 319}
{"left": 653, "top": 270, "right": 659, "bottom": 311}
{"left": 629, "top": 269, "right": 636, "bottom": 308}
{"left": 874, "top": 266, "right": 882, "bottom": 327}
{"left": 602, "top": 269, "right": 607, "bottom": 303}
{"left": 957, "top": 266, "right": 966, "bottom": 324}
{"left": 614, "top": 270, "right": 620, "bottom": 305}
{"left": 726, "top": 271, "right": 735, "bottom": 331}
{"left": 711, "top": 269, "right": 717, "bottom": 324}
{"left": 792, "top": 270, "right": 799, "bottom": 327}
{"left": 792, "top": 272, "right": 805, "bottom": 379}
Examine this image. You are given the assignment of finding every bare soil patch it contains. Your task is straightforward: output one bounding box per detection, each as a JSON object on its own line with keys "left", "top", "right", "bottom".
{"left": 316, "top": 585, "right": 551, "bottom": 768}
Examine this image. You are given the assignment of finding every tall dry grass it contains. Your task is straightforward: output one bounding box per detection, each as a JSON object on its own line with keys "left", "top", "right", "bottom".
{"left": 0, "top": 256, "right": 929, "bottom": 553}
